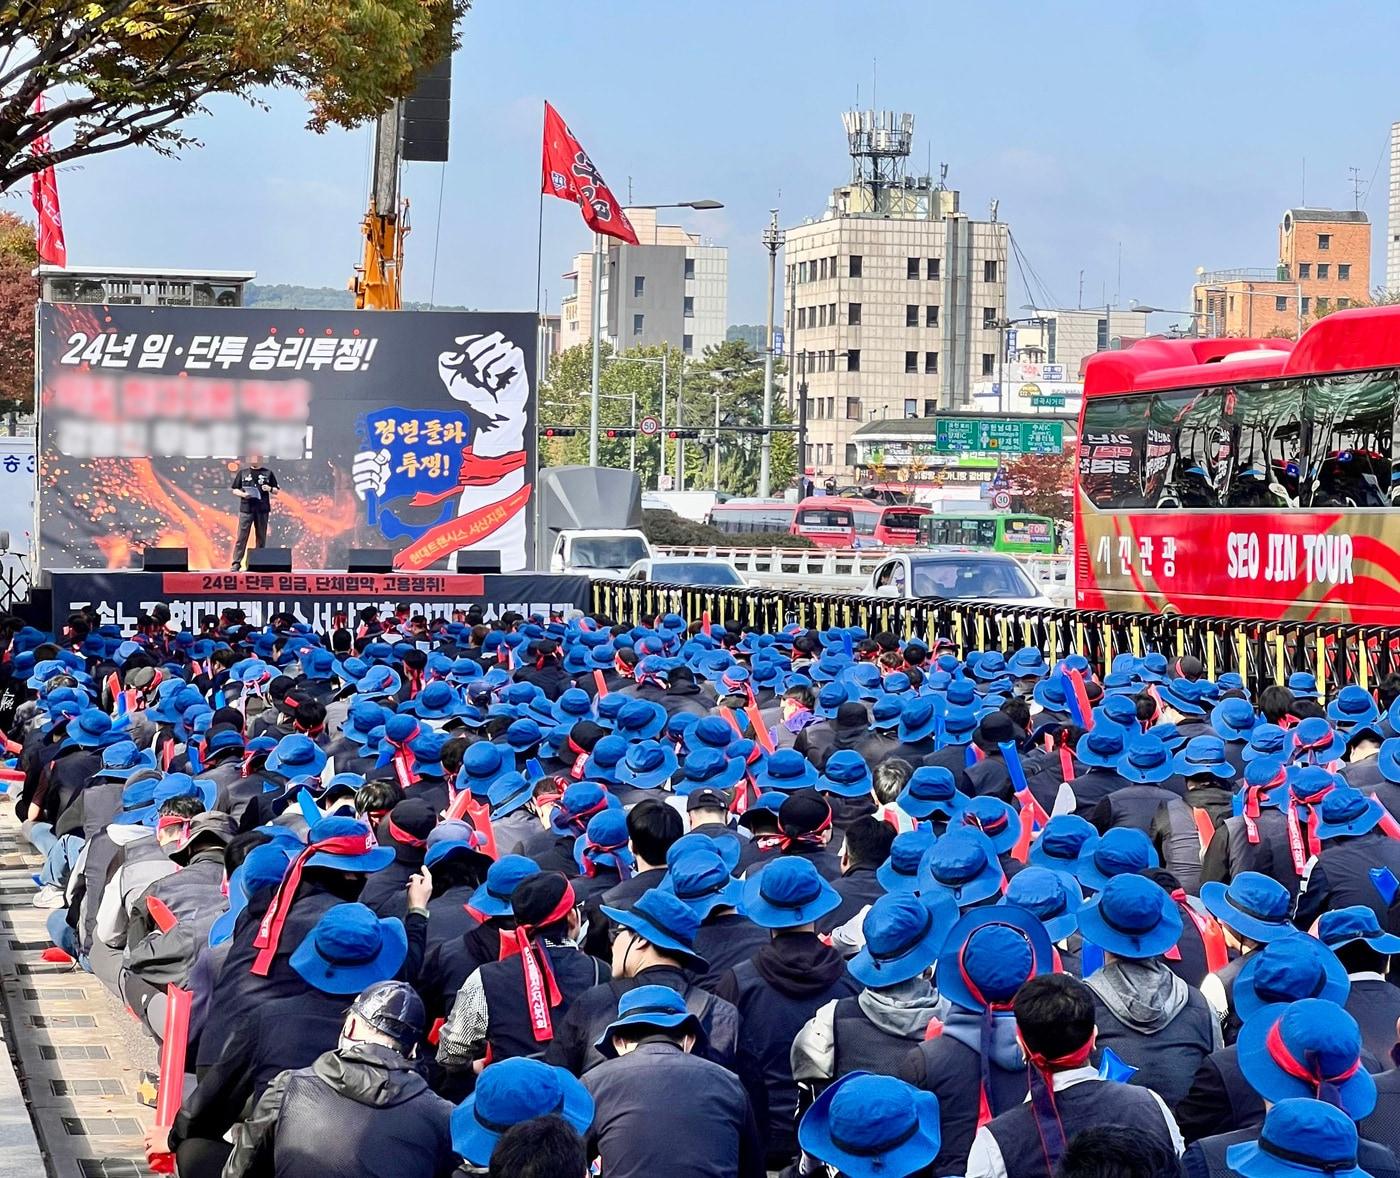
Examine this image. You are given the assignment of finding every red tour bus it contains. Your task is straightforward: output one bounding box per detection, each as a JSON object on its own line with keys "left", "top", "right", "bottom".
{"left": 791, "top": 496, "right": 931, "bottom": 549}
{"left": 1075, "top": 305, "right": 1400, "bottom": 622}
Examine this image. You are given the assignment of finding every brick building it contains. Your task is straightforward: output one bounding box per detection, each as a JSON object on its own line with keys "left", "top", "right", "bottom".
{"left": 1191, "top": 208, "right": 1370, "bottom": 337}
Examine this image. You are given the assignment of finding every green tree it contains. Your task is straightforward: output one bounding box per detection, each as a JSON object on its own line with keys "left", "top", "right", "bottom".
{"left": 0, "top": 0, "right": 464, "bottom": 193}
{"left": 539, "top": 341, "right": 684, "bottom": 491}
{"left": 0, "top": 213, "right": 37, "bottom": 414}
{"left": 681, "top": 338, "right": 794, "bottom": 495}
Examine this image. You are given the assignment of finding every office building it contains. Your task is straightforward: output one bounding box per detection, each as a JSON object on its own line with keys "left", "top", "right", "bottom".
{"left": 1389, "top": 121, "right": 1400, "bottom": 293}
{"left": 1191, "top": 207, "right": 1370, "bottom": 337}
{"left": 558, "top": 208, "right": 727, "bottom": 358}
{"left": 783, "top": 110, "right": 1009, "bottom": 480}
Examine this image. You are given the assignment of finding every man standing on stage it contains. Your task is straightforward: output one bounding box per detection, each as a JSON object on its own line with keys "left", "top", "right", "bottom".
{"left": 229, "top": 454, "right": 279, "bottom": 570}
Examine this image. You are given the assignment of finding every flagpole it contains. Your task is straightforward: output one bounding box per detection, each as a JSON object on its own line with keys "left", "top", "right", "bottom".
{"left": 534, "top": 179, "right": 545, "bottom": 381}
{"left": 588, "top": 231, "right": 603, "bottom": 465}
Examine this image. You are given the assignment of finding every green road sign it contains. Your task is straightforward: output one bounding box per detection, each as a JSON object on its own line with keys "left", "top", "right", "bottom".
{"left": 933, "top": 417, "right": 1063, "bottom": 454}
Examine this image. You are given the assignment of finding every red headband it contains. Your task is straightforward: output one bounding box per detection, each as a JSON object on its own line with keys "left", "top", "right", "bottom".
{"left": 498, "top": 881, "right": 577, "bottom": 1042}
{"left": 387, "top": 818, "right": 427, "bottom": 848}
{"left": 1264, "top": 1019, "right": 1360, "bottom": 1106}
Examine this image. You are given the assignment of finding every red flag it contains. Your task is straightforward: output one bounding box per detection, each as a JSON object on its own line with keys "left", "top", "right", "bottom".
{"left": 30, "top": 94, "right": 66, "bottom": 267}
{"left": 541, "top": 102, "right": 638, "bottom": 244}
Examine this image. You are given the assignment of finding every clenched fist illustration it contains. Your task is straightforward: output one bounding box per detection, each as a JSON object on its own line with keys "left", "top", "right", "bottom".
{"left": 437, "top": 331, "right": 529, "bottom": 429}
{"left": 352, "top": 448, "right": 391, "bottom": 501}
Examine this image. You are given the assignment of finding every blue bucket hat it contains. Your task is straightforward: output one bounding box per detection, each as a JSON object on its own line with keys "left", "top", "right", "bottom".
{"left": 92, "top": 740, "right": 157, "bottom": 781}
{"left": 549, "top": 782, "right": 621, "bottom": 836}
{"left": 816, "top": 750, "right": 874, "bottom": 799}
{"left": 1074, "top": 827, "right": 1159, "bottom": 892}
{"left": 1237, "top": 999, "right": 1376, "bottom": 1117}
{"left": 209, "top": 841, "right": 295, "bottom": 946}
{"left": 798, "top": 1072, "right": 942, "bottom": 1178}
{"left": 675, "top": 747, "right": 745, "bottom": 796}
{"left": 1234, "top": 935, "right": 1351, "bottom": 1022}
{"left": 1076, "top": 874, "right": 1182, "bottom": 959}
{"left": 922, "top": 828, "right": 1005, "bottom": 907}
{"left": 876, "top": 828, "right": 937, "bottom": 894}
{"left": 754, "top": 748, "right": 819, "bottom": 793}
{"left": 402, "top": 680, "right": 463, "bottom": 722}
{"left": 64, "top": 708, "right": 124, "bottom": 749}
{"left": 1028, "top": 814, "right": 1098, "bottom": 871}
{"left": 467, "top": 855, "right": 541, "bottom": 918}
{"left": 504, "top": 717, "right": 545, "bottom": 753}
{"left": 660, "top": 848, "right": 742, "bottom": 917}
{"left": 1225, "top": 1099, "right": 1367, "bottom": 1178}
{"left": 303, "top": 816, "right": 395, "bottom": 873}
{"left": 1379, "top": 738, "right": 1400, "bottom": 785}
{"left": 958, "top": 796, "right": 1018, "bottom": 855}
{"left": 601, "top": 888, "right": 708, "bottom": 971}
{"left": 1212, "top": 697, "right": 1259, "bottom": 742}
{"left": 898, "top": 697, "right": 939, "bottom": 744}
{"left": 1094, "top": 695, "right": 1140, "bottom": 733}
{"left": 1317, "top": 905, "right": 1400, "bottom": 956}
{"left": 1117, "top": 734, "right": 1174, "bottom": 784}
{"left": 582, "top": 734, "right": 628, "bottom": 784}
{"left": 1288, "top": 671, "right": 1321, "bottom": 701}
{"left": 1007, "top": 648, "right": 1050, "bottom": 679}
{"left": 1200, "top": 872, "right": 1296, "bottom": 943}
{"left": 1244, "top": 723, "right": 1290, "bottom": 762}
{"left": 666, "top": 830, "right": 742, "bottom": 874}
{"left": 267, "top": 734, "right": 328, "bottom": 779}
{"left": 574, "top": 809, "right": 635, "bottom": 877}
{"left": 1173, "top": 735, "right": 1235, "bottom": 781}
{"left": 456, "top": 741, "right": 516, "bottom": 798}
{"left": 869, "top": 696, "right": 903, "bottom": 731}
{"left": 288, "top": 902, "right": 408, "bottom": 995}
{"left": 850, "top": 892, "right": 959, "bottom": 988}
{"left": 1076, "top": 725, "right": 1128, "bottom": 769}
{"left": 685, "top": 715, "right": 738, "bottom": 755}
{"left": 1290, "top": 717, "right": 1347, "bottom": 764}
{"left": 1000, "top": 866, "right": 1083, "bottom": 942}
{"left": 615, "top": 699, "right": 666, "bottom": 741}
{"left": 938, "top": 905, "right": 1053, "bottom": 1011}
{"left": 552, "top": 687, "right": 595, "bottom": 726}
{"left": 1312, "top": 786, "right": 1385, "bottom": 840}
{"left": 1032, "top": 676, "right": 1072, "bottom": 713}
{"left": 615, "top": 740, "right": 679, "bottom": 791}
{"left": 596, "top": 985, "right": 704, "bottom": 1057}
{"left": 897, "top": 766, "right": 961, "bottom": 821}
{"left": 941, "top": 705, "right": 979, "bottom": 743}
{"left": 355, "top": 665, "right": 402, "bottom": 700}
{"left": 1159, "top": 678, "right": 1207, "bottom": 716}
{"left": 740, "top": 856, "right": 842, "bottom": 929}
{"left": 451, "top": 1057, "right": 594, "bottom": 1167}
{"left": 813, "top": 681, "right": 853, "bottom": 720}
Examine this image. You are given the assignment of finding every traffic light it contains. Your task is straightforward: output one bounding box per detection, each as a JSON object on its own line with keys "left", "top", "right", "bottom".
{"left": 605, "top": 428, "right": 637, "bottom": 439}
{"left": 667, "top": 429, "right": 700, "bottom": 440}
{"left": 542, "top": 426, "right": 577, "bottom": 438}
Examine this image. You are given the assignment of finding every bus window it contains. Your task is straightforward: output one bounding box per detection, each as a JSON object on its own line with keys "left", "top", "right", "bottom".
{"left": 1223, "top": 381, "right": 1302, "bottom": 509}
{"left": 1152, "top": 389, "right": 1228, "bottom": 508}
{"left": 1079, "top": 394, "right": 1153, "bottom": 509}
{"left": 851, "top": 508, "right": 879, "bottom": 536}
{"left": 1305, "top": 369, "right": 1399, "bottom": 508}
{"left": 798, "top": 507, "right": 852, "bottom": 528}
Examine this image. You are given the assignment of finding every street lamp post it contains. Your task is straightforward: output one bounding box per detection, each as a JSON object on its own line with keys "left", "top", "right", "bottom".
{"left": 1128, "top": 302, "right": 1213, "bottom": 337}
{"left": 990, "top": 313, "right": 1052, "bottom": 413}
{"left": 586, "top": 198, "right": 723, "bottom": 467}
{"left": 759, "top": 209, "right": 784, "bottom": 497}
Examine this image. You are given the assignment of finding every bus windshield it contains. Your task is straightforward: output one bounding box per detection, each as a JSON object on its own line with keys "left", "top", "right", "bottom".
{"left": 919, "top": 514, "right": 1055, "bottom": 553}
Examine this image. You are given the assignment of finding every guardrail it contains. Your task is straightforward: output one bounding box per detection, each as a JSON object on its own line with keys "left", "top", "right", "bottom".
{"left": 591, "top": 578, "right": 1400, "bottom": 694}
{"left": 654, "top": 545, "right": 1072, "bottom": 595}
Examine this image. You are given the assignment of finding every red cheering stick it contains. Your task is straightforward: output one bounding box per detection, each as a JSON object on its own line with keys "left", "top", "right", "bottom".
{"left": 1064, "top": 668, "right": 1095, "bottom": 731}
{"left": 462, "top": 797, "right": 499, "bottom": 860}
{"left": 146, "top": 897, "right": 179, "bottom": 934}
{"left": 701, "top": 611, "right": 713, "bottom": 638}
{"left": 592, "top": 669, "right": 609, "bottom": 699}
{"left": 146, "top": 984, "right": 193, "bottom": 1174}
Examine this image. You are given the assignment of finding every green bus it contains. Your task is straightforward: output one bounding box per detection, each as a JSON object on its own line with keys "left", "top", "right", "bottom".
{"left": 919, "top": 512, "right": 1057, "bottom": 555}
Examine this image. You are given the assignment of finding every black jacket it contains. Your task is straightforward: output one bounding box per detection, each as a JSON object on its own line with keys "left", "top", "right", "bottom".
{"left": 545, "top": 964, "right": 741, "bottom": 1079}
{"left": 818, "top": 864, "right": 885, "bottom": 934}
{"left": 582, "top": 1039, "right": 765, "bottom": 1178}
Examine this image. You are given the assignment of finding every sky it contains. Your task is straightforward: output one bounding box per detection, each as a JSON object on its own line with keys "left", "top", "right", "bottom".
{"left": 31, "top": 0, "right": 1400, "bottom": 329}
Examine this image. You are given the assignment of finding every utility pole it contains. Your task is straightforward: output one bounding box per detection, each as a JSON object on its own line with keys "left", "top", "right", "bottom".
{"left": 588, "top": 234, "right": 604, "bottom": 465}
{"left": 759, "top": 209, "right": 784, "bottom": 497}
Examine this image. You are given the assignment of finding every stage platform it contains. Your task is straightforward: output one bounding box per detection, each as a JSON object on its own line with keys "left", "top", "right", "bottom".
{"left": 46, "top": 569, "right": 591, "bottom": 634}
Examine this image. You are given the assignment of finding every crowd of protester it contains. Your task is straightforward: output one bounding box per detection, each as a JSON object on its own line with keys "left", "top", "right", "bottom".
{"left": 9, "top": 600, "right": 1400, "bottom": 1178}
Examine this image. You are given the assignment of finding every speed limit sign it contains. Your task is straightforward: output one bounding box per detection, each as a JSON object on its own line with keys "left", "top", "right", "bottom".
{"left": 992, "top": 490, "right": 1011, "bottom": 510}
{"left": 639, "top": 416, "right": 660, "bottom": 437}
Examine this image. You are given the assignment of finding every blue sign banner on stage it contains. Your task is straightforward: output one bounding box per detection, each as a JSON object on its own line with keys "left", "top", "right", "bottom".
{"left": 48, "top": 570, "right": 590, "bottom": 636}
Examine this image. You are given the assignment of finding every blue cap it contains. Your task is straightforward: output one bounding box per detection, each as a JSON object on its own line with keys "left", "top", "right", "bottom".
{"left": 1117, "top": 734, "right": 1175, "bottom": 784}
{"left": 1316, "top": 905, "right": 1400, "bottom": 956}
{"left": 596, "top": 985, "right": 704, "bottom": 1056}
{"left": 659, "top": 847, "right": 742, "bottom": 917}
{"left": 601, "top": 889, "right": 707, "bottom": 971}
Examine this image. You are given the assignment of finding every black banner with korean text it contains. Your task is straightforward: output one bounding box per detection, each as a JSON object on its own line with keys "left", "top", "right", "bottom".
{"left": 37, "top": 304, "right": 537, "bottom": 574}
{"left": 48, "top": 570, "right": 590, "bottom": 636}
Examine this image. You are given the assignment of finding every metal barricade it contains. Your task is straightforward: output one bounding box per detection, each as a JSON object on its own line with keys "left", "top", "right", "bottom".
{"left": 589, "top": 579, "right": 1400, "bottom": 687}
